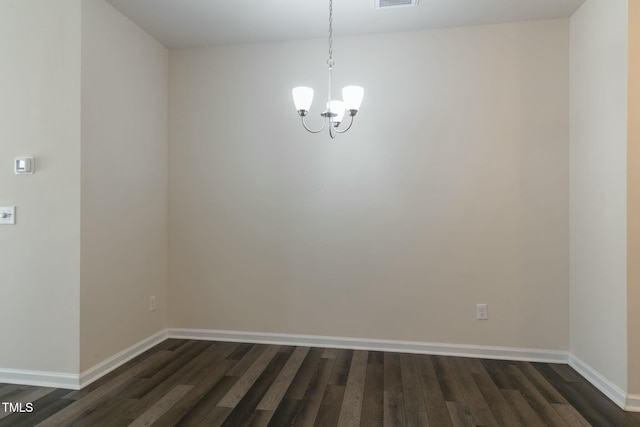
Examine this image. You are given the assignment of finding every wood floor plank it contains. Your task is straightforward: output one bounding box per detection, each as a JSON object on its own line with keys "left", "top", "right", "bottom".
{"left": 360, "top": 360, "right": 384, "bottom": 427}
{"left": 399, "top": 354, "right": 427, "bottom": 413}
{"left": 470, "top": 370, "right": 522, "bottom": 426}
{"left": 266, "top": 397, "right": 301, "bottom": 426}
{"left": 502, "top": 389, "right": 547, "bottom": 427}
{"left": 550, "top": 364, "right": 584, "bottom": 383}
{"left": 125, "top": 341, "right": 211, "bottom": 400}
{"left": 226, "top": 344, "right": 268, "bottom": 377}
{"left": 506, "top": 364, "right": 569, "bottom": 427}
{"left": 217, "top": 345, "right": 280, "bottom": 408}
{"left": 383, "top": 390, "right": 406, "bottom": 427}
{"left": 482, "top": 360, "right": 518, "bottom": 390}
{"left": 68, "top": 397, "right": 136, "bottom": 427}
{"left": 384, "top": 353, "right": 402, "bottom": 392}
{"left": 464, "top": 358, "right": 487, "bottom": 375}
{"left": 220, "top": 349, "right": 292, "bottom": 427}
{"left": 322, "top": 348, "right": 338, "bottom": 359}
{"left": 195, "top": 406, "right": 233, "bottom": 427}
{"left": 329, "top": 350, "right": 353, "bottom": 386}
{"left": 415, "top": 355, "right": 453, "bottom": 427}
{"left": 179, "top": 342, "right": 239, "bottom": 385}
{"left": 246, "top": 409, "right": 273, "bottom": 427}
{"left": 284, "top": 347, "right": 324, "bottom": 400}
{"left": 133, "top": 342, "right": 203, "bottom": 381}
{"left": 123, "top": 341, "right": 236, "bottom": 420}
{"left": 292, "top": 356, "right": 335, "bottom": 427}
{"left": 128, "top": 384, "right": 193, "bottom": 427}
{"left": 336, "top": 350, "right": 368, "bottom": 427}
{"left": 258, "top": 346, "right": 309, "bottom": 411}
{"left": 154, "top": 338, "right": 189, "bottom": 352}
{"left": 368, "top": 351, "right": 384, "bottom": 366}
{"left": 446, "top": 401, "right": 476, "bottom": 427}
{"left": 448, "top": 357, "right": 498, "bottom": 427}
{"left": 148, "top": 359, "right": 237, "bottom": 426}
{"left": 314, "top": 384, "right": 345, "bottom": 427}
{"left": 227, "top": 343, "right": 255, "bottom": 361}
{"left": 0, "top": 384, "right": 23, "bottom": 400}
{"left": 174, "top": 375, "right": 238, "bottom": 426}
{"left": 432, "top": 355, "right": 465, "bottom": 404}
{"left": 520, "top": 362, "right": 570, "bottom": 405}
{"left": 405, "top": 410, "right": 430, "bottom": 427}
{"left": 552, "top": 403, "right": 592, "bottom": 427}
{"left": 533, "top": 363, "right": 639, "bottom": 427}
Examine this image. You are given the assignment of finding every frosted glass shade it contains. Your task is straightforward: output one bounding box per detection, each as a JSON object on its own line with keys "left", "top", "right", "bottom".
{"left": 342, "top": 86, "right": 364, "bottom": 111}
{"left": 292, "top": 86, "right": 314, "bottom": 111}
{"left": 328, "top": 100, "right": 346, "bottom": 123}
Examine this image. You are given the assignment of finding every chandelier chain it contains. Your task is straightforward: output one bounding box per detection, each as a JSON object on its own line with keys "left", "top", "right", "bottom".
{"left": 327, "top": 0, "right": 334, "bottom": 68}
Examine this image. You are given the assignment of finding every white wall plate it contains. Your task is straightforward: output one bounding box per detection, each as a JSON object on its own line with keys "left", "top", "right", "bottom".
{"left": 0, "top": 206, "right": 16, "bottom": 225}
{"left": 15, "top": 157, "right": 34, "bottom": 174}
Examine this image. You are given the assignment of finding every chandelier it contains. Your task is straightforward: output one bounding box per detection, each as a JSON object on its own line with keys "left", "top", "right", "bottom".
{"left": 292, "top": 0, "right": 364, "bottom": 138}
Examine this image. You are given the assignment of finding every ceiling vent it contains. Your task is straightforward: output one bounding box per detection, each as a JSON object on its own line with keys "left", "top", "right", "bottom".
{"left": 375, "top": 0, "right": 418, "bottom": 9}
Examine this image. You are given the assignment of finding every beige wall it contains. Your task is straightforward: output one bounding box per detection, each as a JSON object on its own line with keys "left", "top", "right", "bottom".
{"left": 0, "top": 0, "right": 81, "bottom": 373}
{"left": 628, "top": 0, "right": 640, "bottom": 397}
{"left": 570, "top": 0, "right": 629, "bottom": 391}
{"left": 169, "top": 20, "right": 570, "bottom": 350}
{"left": 80, "top": 0, "right": 169, "bottom": 371}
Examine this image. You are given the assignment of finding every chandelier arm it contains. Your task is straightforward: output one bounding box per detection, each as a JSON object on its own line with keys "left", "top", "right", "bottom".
{"left": 333, "top": 115, "right": 355, "bottom": 134}
{"left": 301, "top": 115, "right": 327, "bottom": 134}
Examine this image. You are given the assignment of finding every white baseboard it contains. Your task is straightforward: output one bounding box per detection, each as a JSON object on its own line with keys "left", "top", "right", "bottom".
{"left": 568, "top": 353, "right": 628, "bottom": 410}
{"left": 626, "top": 394, "right": 640, "bottom": 412}
{"left": 0, "top": 368, "right": 80, "bottom": 390}
{"left": 79, "top": 329, "right": 169, "bottom": 389}
{"left": 168, "top": 328, "right": 569, "bottom": 364}
{"left": 0, "top": 330, "right": 169, "bottom": 390}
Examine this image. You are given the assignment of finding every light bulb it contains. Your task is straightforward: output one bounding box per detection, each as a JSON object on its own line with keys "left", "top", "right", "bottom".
{"left": 292, "top": 87, "right": 314, "bottom": 113}
{"left": 342, "top": 86, "right": 364, "bottom": 113}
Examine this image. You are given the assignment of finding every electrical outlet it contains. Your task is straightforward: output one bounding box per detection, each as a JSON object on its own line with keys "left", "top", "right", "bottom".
{"left": 149, "top": 296, "right": 156, "bottom": 312}
{"left": 476, "top": 303, "right": 488, "bottom": 320}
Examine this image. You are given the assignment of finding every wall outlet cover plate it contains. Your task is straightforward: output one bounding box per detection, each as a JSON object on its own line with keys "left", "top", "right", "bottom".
{"left": 15, "top": 157, "right": 34, "bottom": 174}
{"left": 0, "top": 206, "right": 16, "bottom": 225}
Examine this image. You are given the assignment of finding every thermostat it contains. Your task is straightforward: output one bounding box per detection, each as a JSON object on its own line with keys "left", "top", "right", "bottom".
{"left": 15, "top": 157, "right": 34, "bottom": 174}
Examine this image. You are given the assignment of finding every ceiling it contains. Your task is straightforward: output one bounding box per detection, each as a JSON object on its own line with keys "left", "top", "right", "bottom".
{"left": 105, "top": 0, "right": 585, "bottom": 49}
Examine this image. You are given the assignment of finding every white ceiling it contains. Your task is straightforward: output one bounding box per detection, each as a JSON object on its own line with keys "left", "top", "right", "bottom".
{"left": 105, "top": 0, "right": 585, "bottom": 49}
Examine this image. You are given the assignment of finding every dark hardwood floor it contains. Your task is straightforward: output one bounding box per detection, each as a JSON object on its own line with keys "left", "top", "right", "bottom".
{"left": 1, "top": 339, "right": 639, "bottom": 426}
